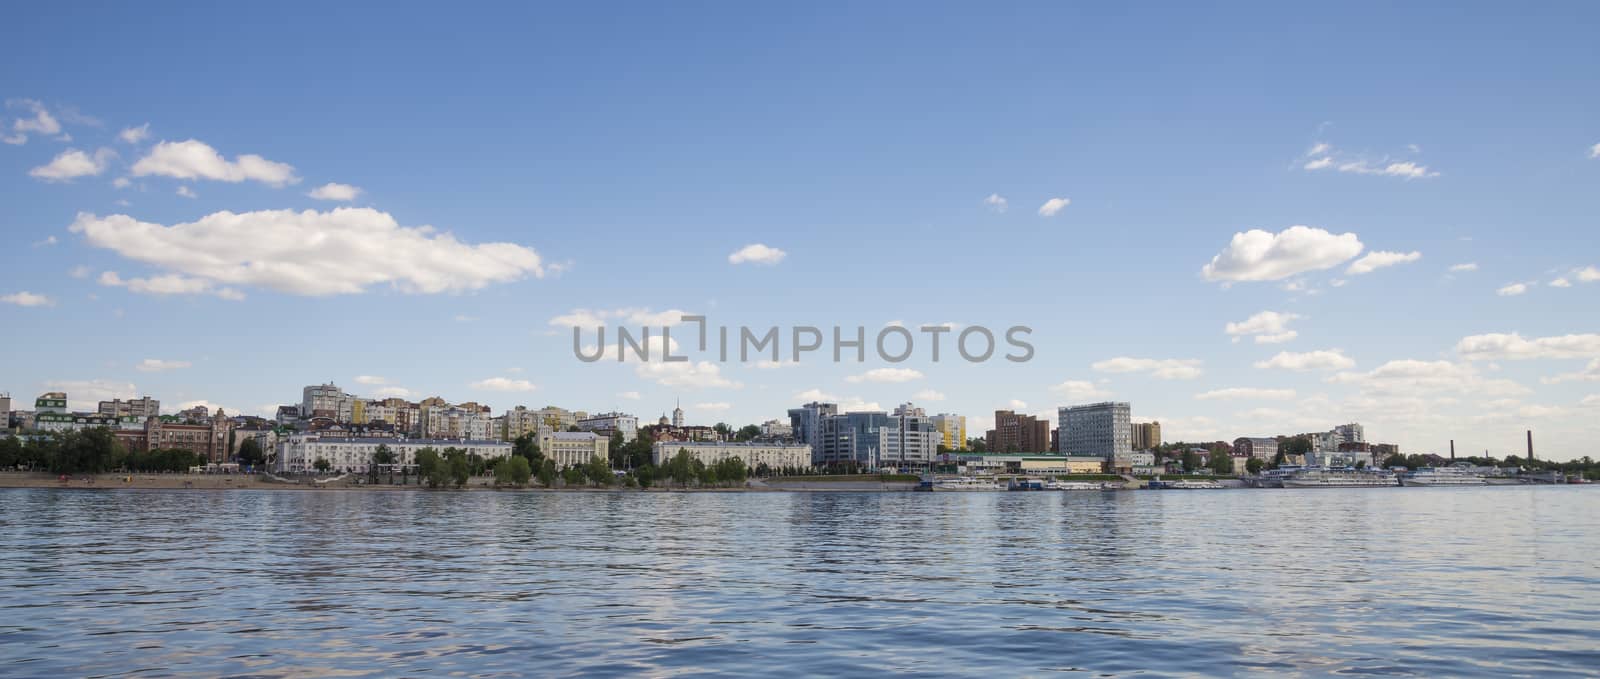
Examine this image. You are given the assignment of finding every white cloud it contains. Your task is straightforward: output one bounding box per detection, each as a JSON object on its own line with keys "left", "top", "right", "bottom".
{"left": 1303, "top": 157, "right": 1333, "bottom": 170}
{"left": 1550, "top": 277, "right": 1572, "bottom": 288}
{"left": 1, "top": 291, "right": 54, "bottom": 307}
{"left": 1048, "top": 379, "right": 1111, "bottom": 400}
{"left": 550, "top": 308, "right": 691, "bottom": 328}
{"left": 1575, "top": 266, "right": 1599, "bottom": 283}
{"left": 29, "top": 148, "right": 115, "bottom": 181}
{"left": 69, "top": 265, "right": 90, "bottom": 279}
{"left": 34, "top": 236, "right": 58, "bottom": 247}
{"left": 471, "top": 377, "right": 537, "bottom": 392}
{"left": 846, "top": 368, "right": 924, "bottom": 383}
{"left": 130, "top": 139, "right": 299, "bottom": 186}
{"left": 1224, "top": 311, "right": 1302, "bottom": 344}
{"left": 1254, "top": 349, "right": 1355, "bottom": 372}
{"left": 635, "top": 361, "right": 740, "bottom": 389}
{"left": 98, "top": 270, "right": 245, "bottom": 300}
{"left": 372, "top": 386, "right": 412, "bottom": 398}
{"left": 1456, "top": 333, "right": 1600, "bottom": 361}
{"left": 4, "top": 99, "right": 61, "bottom": 144}
{"left": 618, "top": 391, "right": 642, "bottom": 400}
{"left": 1301, "top": 141, "right": 1437, "bottom": 179}
{"left": 73, "top": 208, "right": 544, "bottom": 296}
{"left": 1037, "top": 197, "right": 1070, "bottom": 217}
{"left": 1346, "top": 250, "right": 1421, "bottom": 275}
{"left": 1091, "top": 357, "right": 1203, "bottom": 380}
{"left": 1590, "top": 142, "right": 1600, "bottom": 159}
{"left": 1449, "top": 262, "right": 1478, "bottom": 273}
{"left": 1583, "top": 394, "right": 1600, "bottom": 408}
{"left": 175, "top": 185, "right": 197, "bottom": 199}
{"left": 1006, "top": 399, "right": 1029, "bottom": 410}
{"left": 308, "top": 182, "right": 362, "bottom": 201}
{"left": 112, "top": 177, "right": 132, "bottom": 189}
{"left": 135, "top": 358, "right": 191, "bottom": 372}
{"left": 913, "top": 389, "right": 947, "bottom": 401}
{"left": 692, "top": 402, "right": 732, "bottom": 413}
{"left": 983, "top": 193, "right": 1008, "bottom": 213}
{"left": 43, "top": 379, "right": 137, "bottom": 411}
{"left": 728, "top": 243, "right": 786, "bottom": 265}
{"left": 1194, "top": 387, "right": 1296, "bottom": 401}
{"left": 1328, "top": 359, "right": 1529, "bottom": 397}
{"left": 354, "top": 375, "right": 389, "bottom": 385}
{"left": 1496, "top": 282, "right": 1530, "bottom": 297}
{"left": 794, "top": 388, "right": 838, "bottom": 402}
{"left": 1541, "top": 359, "right": 1600, "bottom": 385}
{"left": 1201, "top": 225, "right": 1364, "bottom": 283}
{"left": 838, "top": 398, "right": 884, "bottom": 413}
{"left": 118, "top": 124, "right": 150, "bottom": 144}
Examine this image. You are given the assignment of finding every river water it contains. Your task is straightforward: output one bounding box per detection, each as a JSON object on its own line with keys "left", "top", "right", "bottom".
{"left": 0, "top": 486, "right": 1596, "bottom": 677}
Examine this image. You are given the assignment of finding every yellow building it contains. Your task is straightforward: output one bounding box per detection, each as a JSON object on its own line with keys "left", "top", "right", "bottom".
{"left": 930, "top": 413, "right": 966, "bottom": 450}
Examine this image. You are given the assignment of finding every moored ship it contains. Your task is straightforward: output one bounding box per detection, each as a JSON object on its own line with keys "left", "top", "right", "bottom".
{"left": 1400, "top": 466, "right": 1487, "bottom": 486}
{"left": 1280, "top": 467, "right": 1397, "bottom": 488}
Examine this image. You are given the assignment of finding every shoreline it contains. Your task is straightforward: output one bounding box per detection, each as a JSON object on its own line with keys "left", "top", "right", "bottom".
{"left": 0, "top": 472, "right": 921, "bottom": 493}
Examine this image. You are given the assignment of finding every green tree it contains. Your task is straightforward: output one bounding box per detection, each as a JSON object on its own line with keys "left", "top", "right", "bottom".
{"left": 445, "top": 448, "right": 470, "bottom": 488}
{"left": 314, "top": 457, "right": 331, "bottom": 473}
{"left": 371, "top": 444, "right": 396, "bottom": 483}
{"left": 1212, "top": 452, "right": 1235, "bottom": 475}
{"left": 1280, "top": 435, "right": 1312, "bottom": 459}
{"left": 237, "top": 438, "right": 266, "bottom": 469}
{"left": 586, "top": 455, "right": 613, "bottom": 486}
{"left": 735, "top": 424, "right": 761, "bottom": 442}
{"left": 1181, "top": 450, "right": 1203, "bottom": 474}
{"left": 668, "top": 448, "right": 695, "bottom": 486}
{"left": 495, "top": 455, "right": 532, "bottom": 486}
{"left": 1245, "top": 456, "right": 1264, "bottom": 475}
{"left": 0, "top": 436, "right": 21, "bottom": 469}
{"left": 636, "top": 464, "right": 655, "bottom": 489}
{"left": 537, "top": 459, "right": 557, "bottom": 487}
{"left": 1382, "top": 453, "right": 1407, "bottom": 468}
{"left": 415, "top": 447, "right": 445, "bottom": 488}
{"left": 562, "top": 466, "right": 585, "bottom": 486}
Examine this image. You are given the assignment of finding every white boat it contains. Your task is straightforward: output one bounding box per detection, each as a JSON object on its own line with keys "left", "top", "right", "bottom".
{"left": 1257, "top": 465, "right": 1304, "bottom": 488}
{"left": 1043, "top": 480, "right": 1102, "bottom": 491}
{"left": 1401, "top": 466, "right": 1486, "bottom": 486}
{"left": 1280, "top": 467, "right": 1397, "bottom": 488}
{"left": 929, "top": 476, "right": 1006, "bottom": 491}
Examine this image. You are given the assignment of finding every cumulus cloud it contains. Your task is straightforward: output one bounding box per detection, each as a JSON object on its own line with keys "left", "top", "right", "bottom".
{"left": 794, "top": 388, "right": 838, "bottom": 402}
{"left": 1091, "top": 357, "right": 1203, "bottom": 380}
{"left": 1328, "top": 359, "right": 1529, "bottom": 397}
{"left": 1224, "top": 311, "right": 1302, "bottom": 344}
{"left": 98, "top": 270, "right": 245, "bottom": 300}
{"left": 1578, "top": 266, "right": 1600, "bottom": 282}
{"left": 4, "top": 99, "right": 61, "bottom": 144}
{"left": 371, "top": 386, "right": 413, "bottom": 398}
{"left": 983, "top": 193, "right": 1008, "bottom": 213}
{"left": 73, "top": 208, "right": 544, "bottom": 296}
{"left": 1456, "top": 333, "right": 1600, "bottom": 361}
{"left": 1254, "top": 349, "right": 1355, "bottom": 371}
{"left": 1, "top": 291, "right": 54, "bottom": 307}
{"left": 1194, "top": 387, "right": 1296, "bottom": 401}
{"left": 913, "top": 389, "right": 946, "bottom": 401}
{"left": 1449, "top": 262, "right": 1478, "bottom": 273}
{"left": 29, "top": 148, "right": 115, "bottom": 181}
{"left": 308, "top": 182, "right": 362, "bottom": 201}
{"left": 1037, "top": 197, "right": 1070, "bottom": 217}
{"left": 135, "top": 358, "right": 191, "bottom": 372}
{"left": 1201, "top": 226, "right": 1364, "bottom": 283}
{"left": 44, "top": 379, "right": 138, "bottom": 411}
{"left": 728, "top": 243, "right": 786, "bottom": 265}
{"left": 1590, "top": 142, "right": 1600, "bottom": 159}
{"left": 1346, "top": 250, "right": 1421, "bottom": 275}
{"left": 118, "top": 124, "right": 150, "bottom": 144}
{"left": 635, "top": 360, "right": 740, "bottom": 389}
{"left": 175, "top": 185, "right": 197, "bottom": 199}
{"left": 1496, "top": 282, "right": 1530, "bottom": 297}
{"left": 1049, "top": 379, "right": 1111, "bottom": 400}
{"left": 1550, "top": 277, "right": 1572, "bottom": 288}
{"left": 130, "top": 139, "right": 299, "bottom": 186}
{"left": 471, "top": 377, "right": 537, "bottom": 392}
{"left": 846, "top": 368, "right": 924, "bottom": 384}
{"left": 1541, "top": 359, "right": 1600, "bottom": 385}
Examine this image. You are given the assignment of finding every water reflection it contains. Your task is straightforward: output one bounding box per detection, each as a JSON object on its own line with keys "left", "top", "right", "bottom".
{"left": 1, "top": 487, "right": 1596, "bottom": 676}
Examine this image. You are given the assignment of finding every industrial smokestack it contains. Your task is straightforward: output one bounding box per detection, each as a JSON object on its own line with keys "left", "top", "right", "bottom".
{"left": 1527, "top": 430, "right": 1534, "bottom": 461}
{"left": 1450, "top": 439, "right": 1455, "bottom": 460}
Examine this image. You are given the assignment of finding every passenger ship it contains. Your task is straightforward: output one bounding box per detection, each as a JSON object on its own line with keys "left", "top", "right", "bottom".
{"left": 1400, "top": 466, "right": 1487, "bottom": 486}
{"left": 919, "top": 476, "right": 1006, "bottom": 492}
{"left": 1280, "top": 467, "right": 1397, "bottom": 488}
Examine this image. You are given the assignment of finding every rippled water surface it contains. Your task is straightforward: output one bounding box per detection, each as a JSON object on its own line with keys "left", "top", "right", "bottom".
{"left": 1, "top": 487, "right": 1597, "bottom": 677}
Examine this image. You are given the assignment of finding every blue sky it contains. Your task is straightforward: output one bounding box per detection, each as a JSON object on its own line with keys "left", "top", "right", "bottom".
{"left": 2, "top": 2, "right": 1597, "bottom": 459}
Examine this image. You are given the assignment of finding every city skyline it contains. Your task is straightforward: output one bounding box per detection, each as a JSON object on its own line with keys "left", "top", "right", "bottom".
{"left": 3, "top": 4, "right": 1599, "bottom": 461}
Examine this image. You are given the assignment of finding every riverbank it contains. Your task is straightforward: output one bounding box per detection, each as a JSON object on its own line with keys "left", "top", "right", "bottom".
{"left": 0, "top": 472, "right": 922, "bottom": 492}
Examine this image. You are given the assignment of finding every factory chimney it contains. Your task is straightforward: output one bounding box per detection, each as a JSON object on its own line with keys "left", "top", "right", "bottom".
{"left": 1449, "top": 440, "right": 1455, "bottom": 460}
{"left": 1526, "top": 430, "right": 1534, "bottom": 462}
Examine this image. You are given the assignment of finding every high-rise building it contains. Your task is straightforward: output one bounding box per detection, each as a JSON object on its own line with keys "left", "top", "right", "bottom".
{"left": 1057, "top": 402, "right": 1132, "bottom": 467}
{"left": 986, "top": 410, "right": 1050, "bottom": 453}
{"left": 98, "top": 396, "right": 160, "bottom": 419}
{"left": 787, "top": 401, "right": 838, "bottom": 459}
{"left": 301, "top": 383, "right": 354, "bottom": 421}
{"left": 1335, "top": 423, "right": 1365, "bottom": 446}
{"left": 1233, "top": 437, "right": 1278, "bottom": 460}
{"left": 929, "top": 413, "right": 966, "bottom": 450}
{"left": 1131, "top": 421, "right": 1162, "bottom": 450}
{"left": 35, "top": 392, "right": 67, "bottom": 415}
{"left": 0, "top": 393, "right": 11, "bottom": 430}
{"left": 814, "top": 404, "right": 939, "bottom": 470}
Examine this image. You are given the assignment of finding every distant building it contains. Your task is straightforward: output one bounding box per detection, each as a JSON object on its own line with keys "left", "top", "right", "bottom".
{"left": 1131, "top": 421, "right": 1162, "bottom": 450}
{"left": 787, "top": 401, "right": 838, "bottom": 460}
{"left": 35, "top": 392, "right": 67, "bottom": 415}
{"left": 577, "top": 411, "right": 639, "bottom": 441}
{"left": 98, "top": 396, "right": 160, "bottom": 419}
{"left": 759, "top": 419, "right": 793, "bottom": 439}
{"left": 0, "top": 393, "right": 10, "bottom": 431}
{"left": 814, "top": 404, "right": 940, "bottom": 470}
{"left": 671, "top": 402, "right": 685, "bottom": 428}
{"left": 1335, "top": 423, "right": 1365, "bottom": 446}
{"left": 274, "top": 435, "right": 511, "bottom": 474}
{"left": 986, "top": 410, "right": 1051, "bottom": 453}
{"left": 301, "top": 382, "right": 354, "bottom": 421}
{"left": 1057, "top": 402, "right": 1132, "bottom": 468}
{"left": 651, "top": 440, "right": 812, "bottom": 470}
{"left": 35, "top": 412, "right": 143, "bottom": 433}
{"left": 944, "top": 453, "right": 1106, "bottom": 475}
{"left": 929, "top": 413, "right": 966, "bottom": 450}
{"left": 1233, "top": 437, "right": 1279, "bottom": 460}
{"left": 538, "top": 429, "right": 609, "bottom": 469}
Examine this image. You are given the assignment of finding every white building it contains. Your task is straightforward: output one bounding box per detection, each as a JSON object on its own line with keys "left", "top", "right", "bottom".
{"left": 301, "top": 383, "right": 356, "bottom": 422}
{"left": 651, "top": 440, "right": 812, "bottom": 470}
{"left": 813, "top": 403, "right": 941, "bottom": 470}
{"left": 274, "top": 435, "right": 512, "bottom": 474}
{"left": 538, "top": 429, "right": 609, "bottom": 469}
{"left": 1335, "top": 423, "right": 1365, "bottom": 446}
{"left": 760, "top": 418, "right": 793, "bottom": 439}
{"left": 1058, "top": 401, "right": 1132, "bottom": 468}
{"left": 98, "top": 396, "right": 160, "bottom": 418}
{"left": 577, "top": 411, "right": 639, "bottom": 441}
